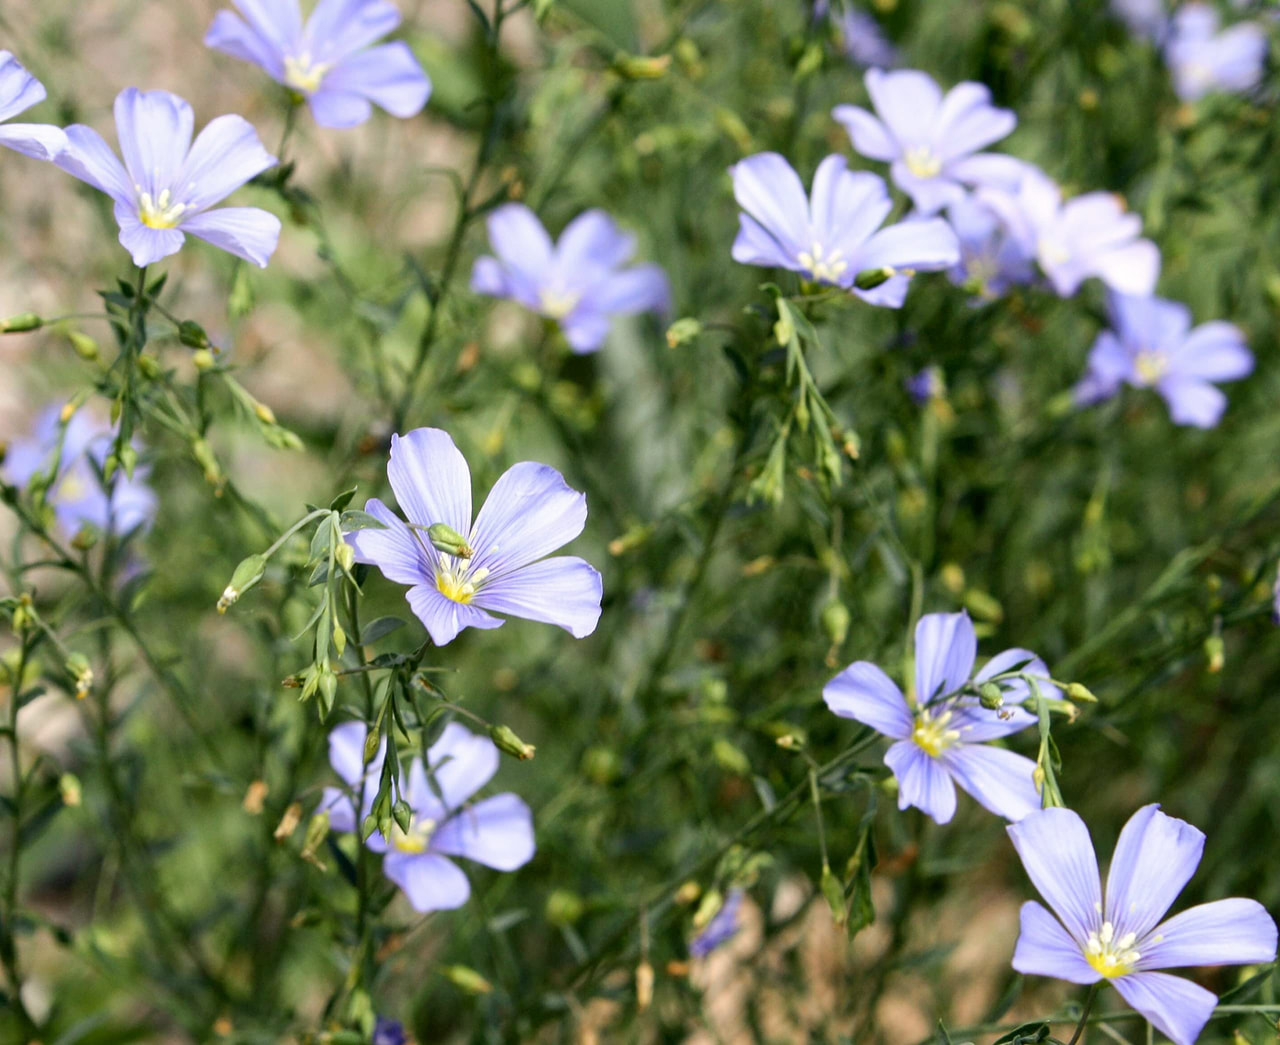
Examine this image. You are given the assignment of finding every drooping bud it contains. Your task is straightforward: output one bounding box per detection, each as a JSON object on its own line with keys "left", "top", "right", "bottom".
{"left": 1204, "top": 635, "right": 1224, "bottom": 674}
{"left": 442, "top": 965, "right": 493, "bottom": 994}
{"left": 612, "top": 52, "right": 672, "bottom": 79}
{"left": 136, "top": 354, "right": 161, "bottom": 380}
{"left": 674, "top": 881, "right": 701, "bottom": 905}
{"left": 218, "top": 554, "right": 267, "bottom": 613}
{"left": 300, "top": 810, "right": 330, "bottom": 869}
{"left": 192, "top": 349, "right": 216, "bottom": 371}
{"left": 820, "top": 599, "right": 851, "bottom": 648}
{"left": 854, "top": 267, "right": 894, "bottom": 291}
{"left": 391, "top": 799, "right": 412, "bottom": 835}
{"left": 177, "top": 319, "right": 211, "bottom": 349}
{"left": 978, "top": 682, "right": 1005, "bottom": 711}
{"left": 820, "top": 864, "right": 847, "bottom": 928}
{"left": 490, "top": 723, "right": 536, "bottom": 760}
{"left": 65, "top": 652, "right": 93, "bottom": 699}
{"left": 545, "top": 889, "right": 585, "bottom": 926}
{"left": 59, "top": 772, "right": 82, "bottom": 807}
{"left": 254, "top": 401, "right": 277, "bottom": 426}
{"left": 332, "top": 622, "right": 347, "bottom": 657}
{"left": 274, "top": 801, "right": 303, "bottom": 841}
{"left": 335, "top": 542, "right": 356, "bottom": 573}
{"left": 1066, "top": 681, "right": 1098, "bottom": 704}
{"left": 665, "top": 317, "right": 702, "bottom": 348}
{"left": 427, "top": 522, "right": 473, "bottom": 559}
{"left": 363, "top": 726, "right": 382, "bottom": 766}
{"left": 635, "top": 960, "right": 655, "bottom": 1012}
{"left": 0, "top": 313, "right": 42, "bottom": 334}
{"left": 67, "top": 331, "right": 100, "bottom": 361}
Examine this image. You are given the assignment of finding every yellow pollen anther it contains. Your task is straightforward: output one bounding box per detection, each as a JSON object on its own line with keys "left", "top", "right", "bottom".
{"left": 1038, "top": 236, "right": 1072, "bottom": 267}
{"left": 797, "top": 241, "right": 849, "bottom": 284}
{"left": 435, "top": 558, "right": 489, "bottom": 605}
{"left": 138, "top": 188, "right": 189, "bottom": 229}
{"left": 390, "top": 816, "right": 437, "bottom": 854}
{"left": 1084, "top": 920, "right": 1141, "bottom": 978}
{"left": 904, "top": 145, "right": 943, "bottom": 179}
{"left": 911, "top": 707, "right": 961, "bottom": 757}
{"left": 284, "top": 52, "right": 331, "bottom": 94}
{"left": 539, "top": 288, "right": 581, "bottom": 320}
{"left": 1134, "top": 350, "right": 1168, "bottom": 386}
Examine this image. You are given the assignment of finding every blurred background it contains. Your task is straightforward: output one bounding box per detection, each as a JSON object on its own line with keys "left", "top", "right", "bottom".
{"left": 2, "top": 0, "right": 1280, "bottom": 1041}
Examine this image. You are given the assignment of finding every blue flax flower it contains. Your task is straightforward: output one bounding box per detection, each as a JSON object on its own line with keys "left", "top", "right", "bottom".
{"left": 54, "top": 88, "right": 280, "bottom": 268}
{"left": 979, "top": 163, "right": 1160, "bottom": 298}
{"left": 3, "top": 406, "right": 156, "bottom": 540}
{"left": 206, "top": 0, "right": 431, "bottom": 128}
{"left": 824, "top": 611, "right": 1049, "bottom": 824}
{"left": 1164, "top": 3, "right": 1267, "bottom": 101}
{"left": 835, "top": 9, "right": 898, "bottom": 69}
{"left": 470, "top": 203, "right": 670, "bottom": 354}
{"left": 905, "top": 366, "right": 945, "bottom": 405}
{"left": 834, "top": 69, "right": 1020, "bottom": 214}
{"left": 1009, "top": 805, "right": 1277, "bottom": 1045}
{"left": 0, "top": 51, "right": 65, "bottom": 161}
{"left": 346, "top": 427, "right": 603, "bottom": 646}
{"left": 372, "top": 1018, "right": 405, "bottom": 1045}
{"left": 729, "top": 153, "right": 959, "bottom": 308}
{"left": 1075, "top": 292, "right": 1252, "bottom": 428}
{"left": 323, "top": 721, "right": 535, "bottom": 913}
{"left": 690, "top": 889, "right": 744, "bottom": 958}
{"left": 944, "top": 192, "right": 1035, "bottom": 301}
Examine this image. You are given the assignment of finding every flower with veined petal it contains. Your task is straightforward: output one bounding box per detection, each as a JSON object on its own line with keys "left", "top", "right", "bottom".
{"left": 0, "top": 51, "right": 66, "bottom": 161}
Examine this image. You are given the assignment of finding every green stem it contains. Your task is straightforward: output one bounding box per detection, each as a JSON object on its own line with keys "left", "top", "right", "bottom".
{"left": 1068, "top": 984, "right": 1100, "bottom": 1045}
{"left": 1, "top": 633, "right": 36, "bottom": 1034}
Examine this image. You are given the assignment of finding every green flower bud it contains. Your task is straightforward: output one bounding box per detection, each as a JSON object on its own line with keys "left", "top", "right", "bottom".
{"left": 854, "top": 267, "right": 894, "bottom": 291}
{"left": 391, "top": 799, "right": 412, "bottom": 835}
{"left": 177, "top": 319, "right": 211, "bottom": 349}
{"left": 136, "top": 354, "right": 161, "bottom": 380}
{"left": 67, "top": 331, "right": 100, "bottom": 361}
{"left": 820, "top": 599, "right": 851, "bottom": 648}
{"left": 1066, "top": 681, "right": 1098, "bottom": 704}
{"left": 545, "top": 889, "right": 585, "bottom": 926}
{"left": 427, "top": 522, "right": 474, "bottom": 559}
{"left": 612, "top": 52, "right": 672, "bottom": 80}
{"left": 978, "top": 682, "right": 1005, "bottom": 710}
{"left": 218, "top": 554, "right": 267, "bottom": 613}
{"left": 820, "top": 864, "right": 847, "bottom": 927}
{"left": 490, "top": 723, "right": 536, "bottom": 760}
{"left": 666, "top": 317, "right": 703, "bottom": 348}
{"left": 0, "top": 313, "right": 42, "bottom": 334}
{"left": 442, "top": 965, "right": 493, "bottom": 994}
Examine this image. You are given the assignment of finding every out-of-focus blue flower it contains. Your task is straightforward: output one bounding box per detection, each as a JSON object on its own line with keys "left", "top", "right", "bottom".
{"left": 905, "top": 366, "right": 945, "bottom": 405}
{"left": 3, "top": 406, "right": 157, "bottom": 540}
{"left": 54, "top": 88, "right": 280, "bottom": 268}
{"left": 372, "top": 1017, "right": 406, "bottom": 1045}
{"left": 1164, "top": 3, "right": 1267, "bottom": 101}
{"left": 0, "top": 51, "right": 66, "bottom": 161}
{"left": 206, "top": 0, "right": 431, "bottom": 128}
{"left": 833, "top": 69, "right": 1021, "bottom": 214}
{"left": 824, "top": 611, "right": 1050, "bottom": 824}
{"left": 324, "top": 720, "right": 535, "bottom": 913}
{"left": 1110, "top": 0, "right": 1170, "bottom": 43}
{"left": 835, "top": 9, "right": 898, "bottom": 68}
{"left": 729, "top": 152, "right": 960, "bottom": 308}
{"left": 471, "top": 204, "right": 670, "bottom": 354}
{"left": 346, "top": 427, "right": 603, "bottom": 646}
{"left": 1075, "top": 292, "right": 1253, "bottom": 428}
{"left": 979, "top": 164, "right": 1160, "bottom": 298}
{"left": 690, "top": 888, "right": 743, "bottom": 958}
{"left": 1008, "top": 805, "right": 1277, "bottom": 1045}
{"left": 944, "top": 193, "right": 1035, "bottom": 301}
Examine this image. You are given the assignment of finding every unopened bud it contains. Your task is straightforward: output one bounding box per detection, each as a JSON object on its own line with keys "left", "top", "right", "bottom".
{"left": 335, "top": 542, "right": 356, "bottom": 573}
{"left": 1205, "top": 635, "right": 1224, "bottom": 674}
{"left": 820, "top": 598, "right": 850, "bottom": 648}
{"left": 612, "top": 52, "right": 671, "bottom": 79}
{"left": 978, "top": 681, "right": 1004, "bottom": 710}
{"left": 192, "top": 349, "right": 216, "bottom": 371}
{"left": 427, "top": 522, "right": 473, "bottom": 559}
{"left": 545, "top": 889, "right": 585, "bottom": 926}
{"left": 300, "top": 811, "right": 330, "bottom": 868}
{"left": 254, "top": 401, "right": 277, "bottom": 426}
{"left": 136, "top": 354, "right": 160, "bottom": 380}
{"left": 218, "top": 554, "right": 267, "bottom": 613}
{"left": 776, "top": 733, "right": 804, "bottom": 750}
{"left": 665, "top": 317, "right": 702, "bottom": 348}
{"left": 391, "top": 799, "right": 412, "bottom": 835}
{"left": 675, "top": 881, "right": 701, "bottom": 905}
{"left": 317, "top": 667, "right": 337, "bottom": 714}
{"left": 177, "top": 319, "right": 210, "bottom": 349}
{"left": 854, "top": 267, "right": 893, "bottom": 291}
{"left": 712, "top": 738, "right": 750, "bottom": 775}
{"left": 636, "top": 960, "right": 655, "bottom": 1012}
{"left": 274, "top": 801, "right": 303, "bottom": 840}
{"left": 361, "top": 813, "right": 378, "bottom": 842}
{"left": 242, "top": 779, "right": 269, "bottom": 814}
{"left": 442, "top": 965, "right": 493, "bottom": 994}
{"left": 66, "top": 652, "right": 93, "bottom": 699}
{"left": 820, "top": 864, "right": 847, "bottom": 927}
{"left": 59, "top": 772, "right": 82, "bottom": 807}
{"left": 0, "top": 313, "right": 42, "bottom": 333}
{"left": 332, "top": 622, "right": 347, "bottom": 656}
{"left": 1066, "top": 681, "right": 1097, "bottom": 704}
{"left": 363, "top": 726, "right": 381, "bottom": 765}
{"left": 71, "top": 526, "right": 100, "bottom": 552}
{"left": 490, "top": 723, "right": 536, "bottom": 760}
{"left": 67, "top": 331, "right": 100, "bottom": 361}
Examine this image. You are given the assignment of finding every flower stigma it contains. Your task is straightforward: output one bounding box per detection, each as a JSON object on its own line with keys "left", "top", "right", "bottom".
{"left": 797, "top": 242, "right": 849, "bottom": 284}
{"left": 284, "top": 52, "right": 331, "bottom": 94}
{"left": 138, "top": 188, "right": 189, "bottom": 229}
{"left": 1133, "top": 350, "right": 1168, "bottom": 386}
{"left": 912, "top": 706, "right": 961, "bottom": 757}
{"left": 435, "top": 557, "right": 489, "bottom": 604}
{"left": 904, "top": 145, "right": 943, "bottom": 179}
{"left": 539, "top": 288, "right": 581, "bottom": 320}
{"left": 1084, "top": 920, "right": 1141, "bottom": 977}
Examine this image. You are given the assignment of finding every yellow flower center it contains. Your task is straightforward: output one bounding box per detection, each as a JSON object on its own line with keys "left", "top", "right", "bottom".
{"left": 539, "top": 288, "right": 581, "bottom": 320}
{"left": 797, "top": 241, "right": 849, "bottom": 284}
{"left": 1037, "top": 236, "right": 1072, "bottom": 267}
{"left": 1084, "top": 920, "right": 1141, "bottom": 978}
{"left": 1134, "top": 350, "right": 1168, "bottom": 386}
{"left": 390, "top": 816, "right": 437, "bottom": 854}
{"left": 904, "top": 145, "right": 943, "bottom": 180}
{"left": 911, "top": 707, "right": 961, "bottom": 757}
{"left": 283, "top": 52, "right": 331, "bottom": 94}
{"left": 435, "top": 560, "right": 489, "bottom": 605}
{"left": 138, "top": 188, "right": 189, "bottom": 229}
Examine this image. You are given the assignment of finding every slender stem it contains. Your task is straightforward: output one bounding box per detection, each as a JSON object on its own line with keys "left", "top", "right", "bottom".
{"left": 1, "top": 633, "right": 37, "bottom": 1033}
{"left": 1068, "top": 984, "right": 1101, "bottom": 1045}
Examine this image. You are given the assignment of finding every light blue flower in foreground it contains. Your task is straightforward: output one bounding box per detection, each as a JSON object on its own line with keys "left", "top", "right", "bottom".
{"left": 834, "top": 9, "right": 898, "bottom": 69}
{"left": 945, "top": 192, "right": 1035, "bottom": 301}
{"left": 346, "top": 427, "right": 603, "bottom": 646}
{"left": 833, "top": 69, "right": 1021, "bottom": 215}
{"left": 690, "top": 888, "right": 744, "bottom": 958}
{"left": 1009, "top": 805, "right": 1277, "bottom": 1045}
{"left": 3, "top": 406, "right": 157, "bottom": 540}
{"left": 54, "top": 88, "right": 280, "bottom": 268}
{"left": 206, "top": 0, "right": 431, "bottom": 128}
{"left": 0, "top": 51, "right": 66, "bottom": 161}
{"left": 1164, "top": 3, "right": 1267, "bottom": 102}
{"left": 979, "top": 163, "right": 1160, "bottom": 298}
{"left": 730, "top": 153, "right": 959, "bottom": 308}
{"left": 1075, "top": 292, "right": 1253, "bottom": 428}
{"left": 322, "top": 721, "right": 535, "bottom": 912}
{"left": 471, "top": 203, "right": 671, "bottom": 354}
{"left": 824, "top": 611, "right": 1049, "bottom": 824}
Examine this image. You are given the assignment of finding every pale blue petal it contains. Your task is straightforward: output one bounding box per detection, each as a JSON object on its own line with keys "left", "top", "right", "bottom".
{"left": 305, "top": 0, "right": 400, "bottom": 63}
{"left": 0, "top": 123, "right": 65, "bottom": 161}
{"left": 386, "top": 428, "right": 473, "bottom": 537}
{"left": 433, "top": 793, "right": 535, "bottom": 870}
{"left": 323, "top": 42, "right": 431, "bottom": 119}
{"left": 822, "top": 661, "right": 913, "bottom": 739}
{"left": 114, "top": 201, "right": 186, "bottom": 266}
{"left": 853, "top": 272, "right": 910, "bottom": 307}
{"left": 483, "top": 203, "right": 555, "bottom": 293}
{"left": 864, "top": 68, "right": 942, "bottom": 144}
{"left": 308, "top": 89, "right": 373, "bottom": 128}
{"left": 941, "top": 744, "right": 1040, "bottom": 822}
{"left": 232, "top": 0, "right": 302, "bottom": 51}
{"left": 934, "top": 81, "right": 1016, "bottom": 160}
{"left": 592, "top": 265, "right": 670, "bottom": 316}
{"left": 1112, "top": 971, "right": 1216, "bottom": 1045}
{"left": 0, "top": 51, "right": 45, "bottom": 123}
{"left": 472, "top": 556, "right": 602, "bottom": 638}
{"left": 113, "top": 88, "right": 193, "bottom": 196}
{"left": 855, "top": 217, "right": 960, "bottom": 274}
{"left": 554, "top": 209, "right": 636, "bottom": 276}
{"left": 729, "top": 152, "right": 811, "bottom": 258}
{"left": 730, "top": 212, "right": 799, "bottom": 271}
{"left": 1090, "top": 238, "right": 1161, "bottom": 297}
{"left": 1007, "top": 807, "right": 1101, "bottom": 943}
{"left": 810, "top": 158, "right": 892, "bottom": 254}
{"left": 888, "top": 162, "right": 967, "bottom": 215}
{"left": 1012, "top": 900, "right": 1101, "bottom": 984}
{"left": 469, "top": 461, "right": 586, "bottom": 577}
{"left": 382, "top": 850, "right": 470, "bottom": 912}
{"left": 1077, "top": 331, "right": 1134, "bottom": 406}
{"left": 181, "top": 207, "right": 281, "bottom": 268}
{"left": 406, "top": 583, "right": 502, "bottom": 646}
{"left": 425, "top": 722, "right": 500, "bottom": 810}
{"left": 913, "top": 611, "right": 976, "bottom": 704}
{"left": 178, "top": 114, "right": 276, "bottom": 211}
{"left": 1158, "top": 378, "right": 1227, "bottom": 428}
{"left": 1140, "top": 898, "right": 1277, "bottom": 970}
{"left": 1170, "top": 321, "right": 1253, "bottom": 382}
{"left": 344, "top": 497, "right": 428, "bottom": 587}
{"left": 319, "top": 786, "right": 357, "bottom": 833}
{"left": 1108, "top": 292, "right": 1191, "bottom": 351}
{"left": 56, "top": 124, "right": 135, "bottom": 204}
{"left": 831, "top": 104, "right": 899, "bottom": 162}
{"left": 204, "top": 10, "right": 286, "bottom": 80}
{"left": 885, "top": 740, "right": 957, "bottom": 824}
{"left": 561, "top": 309, "right": 612, "bottom": 353}
{"left": 1105, "top": 805, "right": 1205, "bottom": 940}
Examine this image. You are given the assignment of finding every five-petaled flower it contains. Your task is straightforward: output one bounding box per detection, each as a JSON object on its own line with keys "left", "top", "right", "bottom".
{"left": 1075, "top": 292, "right": 1253, "bottom": 429}
{"left": 346, "top": 427, "right": 603, "bottom": 646}
{"left": 834, "top": 68, "right": 1021, "bottom": 215}
{"left": 1009, "top": 804, "right": 1277, "bottom": 1045}
{"left": 3, "top": 405, "right": 157, "bottom": 540}
{"left": 944, "top": 192, "right": 1035, "bottom": 302}
{"left": 54, "top": 88, "right": 281, "bottom": 268}
{"left": 1164, "top": 3, "right": 1267, "bottom": 102}
{"left": 206, "top": 0, "right": 431, "bottom": 128}
{"left": 470, "top": 203, "right": 671, "bottom": 354}
{"left": 979, "top": 163, "right": 1161, "bottom": 298}
{"left": 729, "top": 152, "right": 960, "bottom": 308}
{"left": 322, "top": 720, "right": 535, "bottom": 912}
{"left": 0, "top": 51, "right": 66, "bottom": 161}
{"left": 824, "top": 611, "right": 1049, "bottom": 824}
